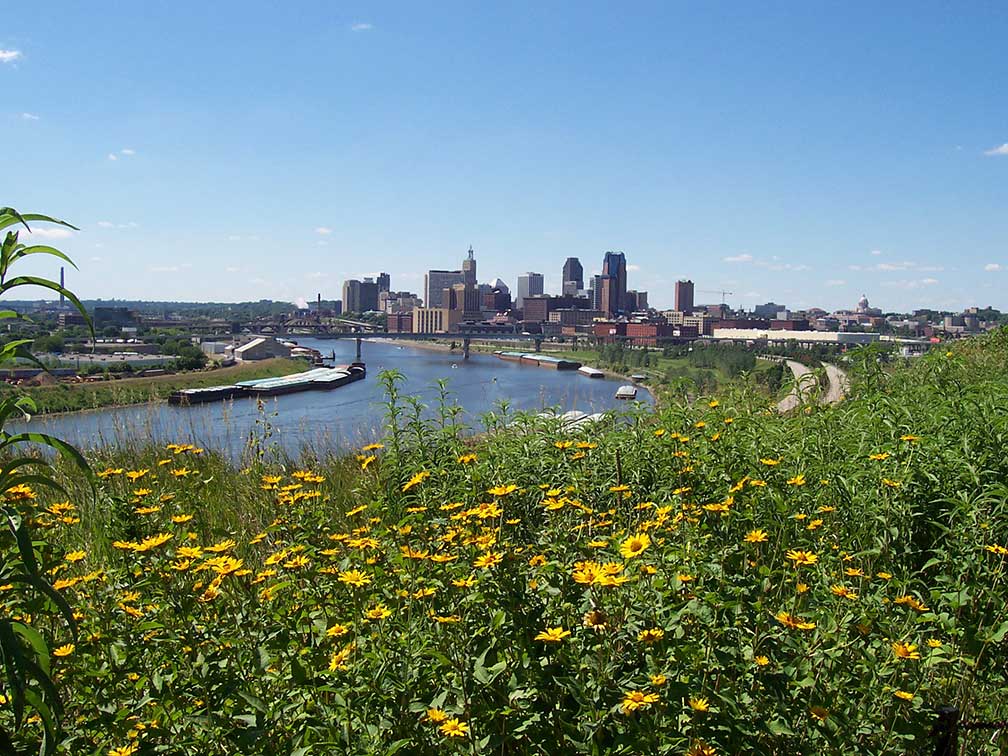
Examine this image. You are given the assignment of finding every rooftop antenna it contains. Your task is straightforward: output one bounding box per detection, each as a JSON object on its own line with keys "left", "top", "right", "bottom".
{"left": 59, "top": 266, "right": 65, "bottom": 307}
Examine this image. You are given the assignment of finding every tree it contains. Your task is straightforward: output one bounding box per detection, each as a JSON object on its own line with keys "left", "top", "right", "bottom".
{"left": 0, "top": 207, "right": 91, "bottom": 753}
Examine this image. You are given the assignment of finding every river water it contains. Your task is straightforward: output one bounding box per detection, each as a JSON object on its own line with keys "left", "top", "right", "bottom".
{"left": 16, "top": 339, "right": 649, "bottom": 458}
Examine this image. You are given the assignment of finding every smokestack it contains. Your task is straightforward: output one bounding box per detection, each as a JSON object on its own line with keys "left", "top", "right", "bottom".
{"left": 60, "top": 267, "right": 65, "bottom": 307}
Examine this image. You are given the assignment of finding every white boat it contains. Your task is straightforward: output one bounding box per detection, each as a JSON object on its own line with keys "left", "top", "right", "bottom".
{"left": 578, "top": 366, "right": 605, "bottom": 379}
{"left": 615, "top": 385, "right": 637, "bottom": 400}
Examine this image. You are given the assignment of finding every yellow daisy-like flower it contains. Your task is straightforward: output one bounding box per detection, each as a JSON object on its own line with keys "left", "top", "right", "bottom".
{"left": 637, "top": 627, "right": 664, "bottom": 643}
{"left": 744, "top": 529, "right": 768, "bottom": 544}
{"left": 364, "top": 605, "right": 392, "bottom": 621}
{"left": 620, "top": 690, "right": 660, "bottom": 714}
{"left": 339, "top": 570, "right": 371, "bottom": 587}
{"left": 650, "top": 673, "right": 667, "bottom": 686}
{"left": 785, "top": 549, "right": 818, "bottom": 567}
{"left": 754, "top": 655, "right": 770, "bottom": 666}
{"left": 52, "top": 644, "right": 74, "bottom": 657}
{"left": 108, "top": 744, "right": 139, "bottom": 756}
{"left": 426, "top": 707, "right": 448, "bottom": 723}
{"left": 473, "top": 552, "right": 503, "bottom": 569}
{"left": 891, "top": 641, "right": 921, "bottom": 660}
{"left": 439, "top": 718, "right": 469, "bottom": 737}
{"left": 775, "top": 611, "right": 816, "bottom": 631}
{"left": 64, "top": 550, "right": 86, "bottom": 563}
{"left": 456, "top": 453, "right": 477, "bottom": 464}
{"left": 487, "top": 484, "right": 518, "bottom": 496}
{"left": 829, "top": 584, "right": 858, "bottom": 601}
{"left": 685, "top": 741, "right": 717, "bottom": 756}
{"left": 893, "top": 690, "right": 914, "bottom": 701}
{"left": 534, "top": 626, "right": 570, "bottom": 643}
{"left": 402, "top": 471, "right": 431, "bottom": 492}
{"left": 689, "top": 697, "right": 709, "bottom": 712}
{"left": 620, "top": 532, "right": 650, "bottom": 559}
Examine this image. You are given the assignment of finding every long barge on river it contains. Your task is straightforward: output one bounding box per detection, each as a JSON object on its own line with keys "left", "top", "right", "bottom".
{"left": 168, "top": 363, "right": 365, "bottom": 405}
{"left": 495, "top": 351, "right": 581, "bottom": 371}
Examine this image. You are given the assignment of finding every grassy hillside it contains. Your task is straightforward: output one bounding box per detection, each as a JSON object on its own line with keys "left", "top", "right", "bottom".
{"left": 4, "top": 331, "right": 1008, "bottom": 754}
{"left": 0, "top": 357, "right": 308, "bottom": 414}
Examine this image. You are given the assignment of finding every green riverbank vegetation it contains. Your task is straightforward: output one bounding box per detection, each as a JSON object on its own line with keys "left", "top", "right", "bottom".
{"left": 3, "top": 327, "right": 1008, "bottom": 753}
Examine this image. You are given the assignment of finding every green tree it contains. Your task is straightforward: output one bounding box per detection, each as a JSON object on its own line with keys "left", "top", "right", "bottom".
{"left": 0, "top": 207, "right": 91, "bottom": 753}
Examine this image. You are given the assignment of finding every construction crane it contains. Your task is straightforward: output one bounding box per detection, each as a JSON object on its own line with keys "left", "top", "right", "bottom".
{"left": 697, "top": 288, "right": 735, "bottom": 304}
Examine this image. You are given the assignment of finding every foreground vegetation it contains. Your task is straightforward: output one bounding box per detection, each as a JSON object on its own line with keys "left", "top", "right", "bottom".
{"left": 3, "top": 330, "right": 1008, "bottom": 754}
{"left": 0, "top": 358, "right": 308, "bottom": 414}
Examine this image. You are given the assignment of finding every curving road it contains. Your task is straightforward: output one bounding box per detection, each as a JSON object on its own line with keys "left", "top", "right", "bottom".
{"left": 822, "top": 363, "right": 849, "bottom": 404}
{"left": 777, "top": 360, "right": 818, "bottom": 413}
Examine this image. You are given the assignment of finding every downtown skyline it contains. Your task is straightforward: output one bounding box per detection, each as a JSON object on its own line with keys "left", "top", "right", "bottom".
{"left": 3, "top": 2, "right": 1007, "bottom": 311}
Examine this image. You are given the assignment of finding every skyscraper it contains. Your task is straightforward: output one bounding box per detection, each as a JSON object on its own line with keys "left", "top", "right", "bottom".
{"left": 674, "top": 280, "right": 694, "bottom": 313}
{"left": 516, "top": 272, "right": 544, "bottom": 309}
{"left": 600, "top": 251, "right": 627, "bottom": 316}
{"left": 377, "top": 272, "right": 391, "bottom": 293}
{"left": 562, "top": 257, "right": 583, "bottom": 295}
{"left": 462, "top": 246, "right": 476, "bottom": 286}
{"left": 425, "top": 269, "right": 464, "bottom": 308}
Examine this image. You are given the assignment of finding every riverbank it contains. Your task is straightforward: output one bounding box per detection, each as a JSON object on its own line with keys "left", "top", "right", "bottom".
{"left": 1, "top": 357, "right": 309, "bottom": 415}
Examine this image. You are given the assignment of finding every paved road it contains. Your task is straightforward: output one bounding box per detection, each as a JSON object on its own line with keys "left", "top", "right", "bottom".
{"left": 822, "top": 363, "right": 849, "bottom": 404}
{"left": 777, "top": 360, "right": 818, "bottom": 413}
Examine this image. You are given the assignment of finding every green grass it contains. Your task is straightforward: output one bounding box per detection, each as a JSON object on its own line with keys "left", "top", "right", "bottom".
{"left": 5, "top": 331, "right": 1008, "bottom": 754}
{"left": 0, "top": 357, "right": 309, "bottom": 414}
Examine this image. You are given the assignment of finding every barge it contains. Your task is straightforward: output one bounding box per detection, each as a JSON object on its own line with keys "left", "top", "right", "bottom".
{"left": 168, "top": 363, "right": 365, "bottom": 405}
{"left": 615, "top": 385, "right": 638, "bottom": 400}
{"left": 495, "top": 351, "right": 581, "bottom": 370}
{"left": 577, "top": 366, "right": 605, "bottom": 379}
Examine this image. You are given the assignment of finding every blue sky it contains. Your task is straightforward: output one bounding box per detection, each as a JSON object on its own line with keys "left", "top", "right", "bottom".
{"left": 3, "top": 1, "right": 1006, "bottom": 311}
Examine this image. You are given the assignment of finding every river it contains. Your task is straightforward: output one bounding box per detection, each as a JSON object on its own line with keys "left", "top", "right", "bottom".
{"left": 16, "top": 339, "right": 650, "bottom": 459}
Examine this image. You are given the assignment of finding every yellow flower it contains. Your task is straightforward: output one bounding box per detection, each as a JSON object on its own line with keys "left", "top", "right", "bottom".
{"left": 685, "top": 741, "right": 717, "bottom": 756}
{"left": 785, "top": 549, "right": 818, "bottom": 567}
{"left": 754, "top": 655, "right": 770, "bottom": 666}
{"left": 759, "top": 458, "right": 780, "bottom": 466}
{"left": 204, "top": 539, "right": 236, "bottom": 553}
{"left": 439, "top": 718, "right": 469, "bottom": 737}
{"left": 64, "top": 550, "right": 86, "bottom": 563}
{"left": 473, "top": 552, "right": 503, "bottom": 569}
{"left": 775, "top": 611, "right": 815, "bottom": 631}
{"left": 899, "top": 434, "right": 921, "bottom": 442}
{"left": 891, "top": 641, "right": 921, "bottom": 660}
{"left": 882, "top": 478, "right": 901, "bottom": 488}
{"left": 893, "top": 690, "right": 914, "bottom": 701}
{"left": 487, "top": 484, "right": 518, "bottom": 496}
{"left": 326, "top": 623, "right": 350, "bottom": 638}
{"left": 810, "top": 706, "right": 829, "bottom": 721}
{"left": 426, "top": 707, "right": 449, "bottom": 723}
{"left": 744, "top": 529, "right": 768, "bottom": 544}
{"left": 985, "top": 544, "right": 1008, "bottom": 556}
{"left": 650, "top": 673, "right": 667, "bottom": 686}
{"left": 171, "top": 514, "right": 194, "bottom": 524}
{"left": 787, "top": 474, "right": 806, "bottom": 486}
{"left": 456, "top": 453, "right": 477, "bottom": 464}
{"left": 894, "top": 595, "right": 930, "bottom": 612}
{"left": 829, "top": 584, "right": 858, "bottom": 601}
{"left": 620, "top": 532, "right": 650, "bottom": 559}
{"left": 637, "top": 628, "right": 664, "bottom": 644}
{"left": 364, "top": 604, "right": 392, "bottom": 621}
{"left": 358, "top": 455, "right": 377, "bottom": 471}
{"left": 689, "top": 697, "right": 709, "bottom": 712}
{"left": 108, "top": 744, "right": 139, "bottom": 756}
{"left": 339, "top": 570, "right": 371, "bottom": 587}
{"left": 361, "top": 442, "right": 384, "bottom": 451}
{"left": 52, "top": 644, "right": 74, "bottom": 657}
{"left": 927, "top": 639, "right": 942, "bottom": 648}
{"left": 869, "top": 452, "right": 890, "bottom": 461}
{"left": 402, "top": 471, "right": 431, "bottom": 492}
{"left": 535, "top": 627, "right": 570, "bottom": 643}
{"left": 620, "top": 690, "right": 660, "bottom": 714}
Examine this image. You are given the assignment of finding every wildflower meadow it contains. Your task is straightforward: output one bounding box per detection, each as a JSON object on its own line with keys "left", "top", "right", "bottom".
{"left": 3, "top": 331, "right": 1008, "bottom": 754}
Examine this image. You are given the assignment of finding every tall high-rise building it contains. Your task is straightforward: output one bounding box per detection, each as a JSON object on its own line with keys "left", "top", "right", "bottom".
{"left": 343, "top": 278, "right": 380, "bottom": 313}
{"left": 462, "top": 247, "right": 476, "bottom": 286}
{"left": 562, "top": 257, "right": 583, "bottom": 295}
{"left": 516, "top": 272, "right": 544, "bottom": 309}
{"left": 425, "top": 269, "right": 464, "bottom": 309}
{"left": 600, "top": 251, "right": 627, "bottom": 316}
{"left": 377, "top": 272, "right": 391, "bottom": 293}
{"left": 674, "top": 279, "right": 694, "bottom": 313}
{"left": 590, "top": 274, "right": 604, "bottom": 311}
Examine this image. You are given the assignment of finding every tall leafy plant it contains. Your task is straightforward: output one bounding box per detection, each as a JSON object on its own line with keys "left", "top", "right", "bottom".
{"left": 0, "top": 207, "right": 91, "bottom": 753}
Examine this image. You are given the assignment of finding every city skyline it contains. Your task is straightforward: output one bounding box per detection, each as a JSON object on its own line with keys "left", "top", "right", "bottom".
{"left": 4, "top": 2, "right": 1007, "bottom": 310}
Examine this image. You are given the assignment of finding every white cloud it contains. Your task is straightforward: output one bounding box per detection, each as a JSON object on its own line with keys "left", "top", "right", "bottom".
{"left": 984, "top": 143, "right": 1008, "bottom": 156}
{"left": 225, "top": 265, "right": 240, "bottom": 273}
{"left": 848, "top": 264, "right": 862, "bottom": 271}
{"left": 315, "top": 226, "right": 333, "bottom": 235}
{"left": 97, "top": 221, "right": 115, "bottom": 228}
{"left": 90, "top": 256, "right": 103, "bottom": 262}
{"left": 984, "top": 263, "right": 1002, "bottom": 272}
{"left": 723, "top": 253, "right": 753, "bottom": 263}
{"left": 881, "top": 277, "right": 940, "bottom": 290}
{"left": 922, "top": 277, "right": 939, "bottom": 285}
{"left": 21, "top": 112, "right": 39, "bottom": 121}
{"left": 826, "top": 279, "right": 846, "bottom": 287}
{"left": 107, "top": 153, "right": 118, "bottom": 161}
{"left": 23, "top": 227, "right": 75, "bottom": 240}
{"left": 0, "top": 49, "right": 21, "bottom": 64}
{"left": 307, "top": 271, "right": 328, "bottom": 280}
{"left": 227, "top": 234, "right": 242, "bottom": 241}
{"left": 870, "top": 249, "right": 882, "bottom": 256}
{"left": 120, "top": 148, "right": 135, "bottom": 156}
{"left": 150, "top": 265, "right": 180, "bottom": 273}
{"left": 351, "top": 23, "right": 374, "bottom": 31}
{"left": 627, "top": 264, "right": 641, "bottom": 272}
